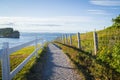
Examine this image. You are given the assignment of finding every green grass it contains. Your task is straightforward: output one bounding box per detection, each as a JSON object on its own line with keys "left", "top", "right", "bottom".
{"left": 55, "top": 42, "right": 120, "bottom": 80}
{"left": 61, "top": 27, "right": 120, "bottom": 72}
{"left": 55, "top": 21, "right": 120, "bottom": 79}
{"left": 0, "top": 44, "right": 47, "bottom": 80}
{"left": 10, "top": 46, "right": 35, "bottom": 71}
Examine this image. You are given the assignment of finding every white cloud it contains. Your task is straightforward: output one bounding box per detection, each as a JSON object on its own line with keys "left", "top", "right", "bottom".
{"left": 0, "top": 16, "right": 112, "bottom": 33}
{"left": 90, "top": 0, "right": 120, "bottom": 6}
{"left": 0, "top": 16, "right": 94, "bottom": 32}
{"left": 0, "top": 16, "right": 93, "bottom": 24}
{"left": 0, "top": 16, "right": 93, "bottom": 27}
{"left": 88, "top": 10, "right": 110, "bottom": 15}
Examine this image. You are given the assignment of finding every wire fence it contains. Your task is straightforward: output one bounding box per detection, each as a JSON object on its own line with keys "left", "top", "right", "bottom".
{"left": 56, "top": 28, "right": 120, "bottom": 74}
{"left": 97, "top": 28, "right": 120, "bottom": 55}
{"left": 57, "top": 28, "right": 120, "bottom": 55}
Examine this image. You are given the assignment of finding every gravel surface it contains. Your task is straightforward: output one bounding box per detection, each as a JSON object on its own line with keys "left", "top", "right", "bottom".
{"left": 42, "top": 43, "right": 81, "bottom": 80}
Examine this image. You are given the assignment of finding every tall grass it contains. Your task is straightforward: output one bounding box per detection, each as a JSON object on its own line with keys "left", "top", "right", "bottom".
{"left": 55, "top": 26, "right": 120, "bottom": 80}
{"left": 55, "top": 42, "right": 120, "bottom": 80}
{"left": 0, "top": 45, "right": 45, "bottom": 80}
{"left": 62, "top": 27, "right": 120, "bottom": 72}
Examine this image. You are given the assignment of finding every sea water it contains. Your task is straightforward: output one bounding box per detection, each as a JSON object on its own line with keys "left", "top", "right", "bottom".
{"left": 0, "top": 32, "right": 63, "bottom": 49}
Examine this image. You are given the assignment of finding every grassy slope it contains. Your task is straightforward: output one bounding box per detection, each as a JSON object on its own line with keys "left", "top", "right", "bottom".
{"left": 0, "top": 44, "right": 47, "bottom": 80}
{"left": 55, "top": 42, "right": 120, "bottom": 80}
{"left": 71, "top": 27, "right": 120, "bottom": 53}
{"left": 54, "top": 27, "right": 120, "bottom": 80}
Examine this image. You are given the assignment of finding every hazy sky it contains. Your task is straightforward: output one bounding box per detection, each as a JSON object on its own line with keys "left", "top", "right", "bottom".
{"left": 0, "top": 0, "right": 120, "bottom": 33}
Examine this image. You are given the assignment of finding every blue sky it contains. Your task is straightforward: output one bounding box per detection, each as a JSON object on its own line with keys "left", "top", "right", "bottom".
{"left": 0, "top": 0, "right": 120, "bottom": 33}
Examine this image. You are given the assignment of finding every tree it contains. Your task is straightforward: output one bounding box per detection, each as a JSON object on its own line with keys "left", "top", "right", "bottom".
{"left": 112, "top": 14, "right": 120, "bottom": 28}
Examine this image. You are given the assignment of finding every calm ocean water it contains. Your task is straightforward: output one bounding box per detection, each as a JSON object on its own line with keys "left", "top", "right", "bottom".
{"left": 0, "top": 32, "right": 63, "bottom": 49}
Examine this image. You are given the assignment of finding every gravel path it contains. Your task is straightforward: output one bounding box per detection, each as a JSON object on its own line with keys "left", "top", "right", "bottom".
{"left": 42, "top": 43, "right": 81, "bottom": 80}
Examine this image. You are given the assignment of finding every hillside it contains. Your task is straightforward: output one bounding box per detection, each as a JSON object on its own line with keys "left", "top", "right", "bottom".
{"left": 55, "top": 15, "right": 120, "bottom": 80}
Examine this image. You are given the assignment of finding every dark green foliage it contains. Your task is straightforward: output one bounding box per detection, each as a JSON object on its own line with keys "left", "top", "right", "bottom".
{"left": 112, "top": 14, "right": 120, "bottom": 24}
{"left": 9, "top": 30, "right": 20, "bottom": 38}
{"left": 97, "top": 42, "right": 120, "bottom": 73}
{"left": 96, "top": 27, "right": 120, "bottom": 73}
{"left": 0, "top": 28, "right": 13, "bottom": 36}
{"left": 0, "top": 28, "right": 20, "bottom": 38}
{"left": 112, "top": 14, "right": 120, "bottom": 28}
{"left": 110, "top": 43, "right": 120, "bottom": 72}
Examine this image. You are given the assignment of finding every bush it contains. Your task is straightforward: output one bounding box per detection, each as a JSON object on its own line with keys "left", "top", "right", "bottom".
{"left": 110, "top": 43, "right": 120, "bottom": 72}
{"left": 97, "top": 42, "right": 120, "bottom": 73}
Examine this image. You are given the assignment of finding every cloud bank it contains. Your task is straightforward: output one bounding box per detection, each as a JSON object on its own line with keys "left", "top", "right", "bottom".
{"left": 88, "top": 10, "right": 109, "bottom": 15}
{"left": 90, "top": 0, "right": 120, "bottom": 6}
{"left": 0, "top": 16, "right": 93, "bottom": 24}
{"left": 0, "top": 16, "right": 95, "bottom": 33}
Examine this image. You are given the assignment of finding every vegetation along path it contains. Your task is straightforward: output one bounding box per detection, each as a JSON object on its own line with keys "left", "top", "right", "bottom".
{"left": 42, "top": 43, "right": 81, "bottom": 80}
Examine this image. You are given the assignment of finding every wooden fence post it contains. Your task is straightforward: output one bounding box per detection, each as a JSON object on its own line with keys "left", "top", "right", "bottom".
{"left": 1, "top": 42, "right": 10, "bottom": 80}
{"left": 69, "top": 34, "right": 72, "bottom": 46}
{"left": 77, "top": 32, "right": 81, "bottom": 49}
{"left": 93, "top": 31, "right": 98, "bottom": 55}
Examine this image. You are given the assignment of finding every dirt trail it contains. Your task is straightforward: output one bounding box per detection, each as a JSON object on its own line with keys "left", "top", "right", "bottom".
{"left": 42, "top": 43, "right": 81, "bottom": 80}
